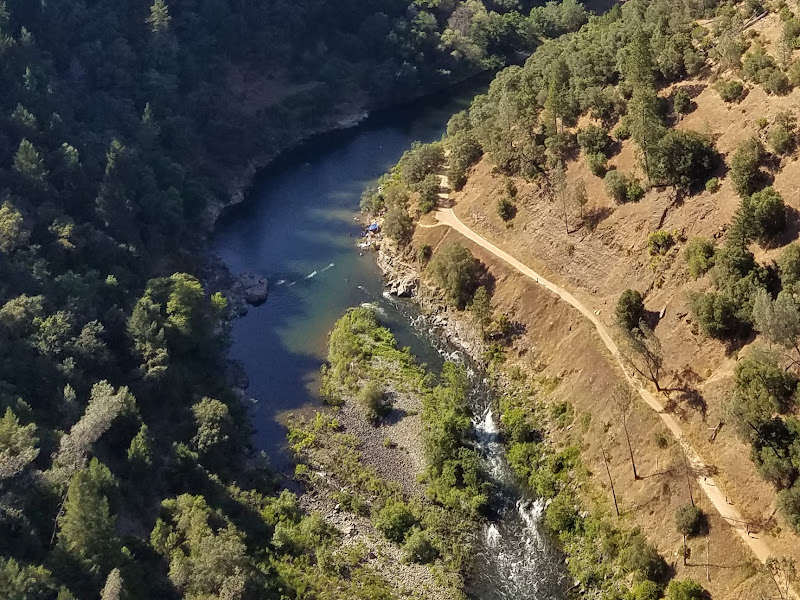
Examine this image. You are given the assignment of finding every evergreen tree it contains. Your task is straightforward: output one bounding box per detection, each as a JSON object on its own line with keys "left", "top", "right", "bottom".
{"left": 147, "top": 0, "right": 172, "bottom": 34}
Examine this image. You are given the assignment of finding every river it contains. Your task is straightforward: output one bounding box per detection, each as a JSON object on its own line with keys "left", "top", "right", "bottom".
{"left": 214, "top": 79, "right": 569, "bottom": 599}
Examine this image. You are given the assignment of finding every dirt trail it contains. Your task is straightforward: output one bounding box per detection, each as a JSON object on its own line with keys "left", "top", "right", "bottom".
{"left": 425, "top": 189, "right": 790, "bottom": 582}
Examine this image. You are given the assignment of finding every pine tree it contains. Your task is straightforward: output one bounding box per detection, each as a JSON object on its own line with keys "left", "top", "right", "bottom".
{"left": 147, "top": 0, "right": 172, "bottom": 34}
{"left": 57, "top": 460, "right": 119, "bottom": 575}
{"left": 545, "top": 57, "right": 570, "bottom": 133}
{"left": 13, "top": 139, "right": 48, "bottom": 185}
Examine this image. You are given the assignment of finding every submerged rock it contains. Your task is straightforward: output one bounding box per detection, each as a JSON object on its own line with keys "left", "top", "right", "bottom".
{"left": 233, "top": 272, "right": 269, "bottom": 305}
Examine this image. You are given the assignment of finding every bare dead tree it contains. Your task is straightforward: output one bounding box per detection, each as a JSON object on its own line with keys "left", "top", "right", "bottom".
{"left": 765, "top": 556, "right": 797, "bottom": 600}
{"left": 612, "top": 383, "right": 639, "bottom": 480}
{"left": 680, "top": 439, "right": 695, "bottom": 507}
{"left": 600, "top": 438, "right": 620, "bottom": 517}
{"left": 619, "top": 323, "right": 665, "bottom": 393}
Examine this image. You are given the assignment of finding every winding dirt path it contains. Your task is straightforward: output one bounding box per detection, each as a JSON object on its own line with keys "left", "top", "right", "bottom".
{"left": 425, "top": 202, "right": 790, "bottom": 581}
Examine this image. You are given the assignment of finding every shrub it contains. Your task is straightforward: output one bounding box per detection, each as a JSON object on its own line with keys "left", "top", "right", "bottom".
{"left": 417, "top": 244, "right": 433, "bottom": 264}
{"left": 742, "top": 45, "right": 778, "bottom": 84}
{"left": 619, "top": 533, "right": 667, "bottom": 582}
{"left": 604, "top": 170, "right": 628, "bottom": 203}
{"left": 779, "top": 244, "right": 800, "bottom": 288}
{"left": 785, "top": 17, "right": 800, "bottom": 47}
{"left": 768, "top": 111, "right": 796, "bottom": 155}
{"left": 586, "top": 151, "right": 607, "bottom": 176}
{"left": 666, "top": 578, "right": 705, "bottom": 600}
{"left": 448, "top": 132, "right": 483, "bottom": 191}
{"left": 375, "top": 499, "right": 417, "bottom": 543}
{"left": 690, "top": 291, "right": 740, "bottom": 338}
{"left": 544, "top": 491, "right": 580, "bottom": 534}
{"left": 616, "top": 289, "right": 645, "bottom": 332}
{"left": 705, "top": 177, "right": 720, "bottom": 193}
{"left": 764, "top": 69, "right": 791, "bottom": 95}
{"left": 357, "top": 380, "right": 388, "bottom": 421}
{"left": 360, "top": 185, "right": 384, "bottom": 215}
{"left": 577, "top": 124, "right": 610, "bottom": 155}
{"left": 673, "top": 89, "right": 691, "bottom": 114}
{"left": 497, "top": 197, "right": 516, "bottom": 221}
{"left": 675, "top": 504, "right": 706, "bottom": 537}
{"left": 428, "top": 243, "right": 480, "bottom": 308}
{"left": 402, "top": 528, "right": 439, "bottom": 564}
{"left": 652, "top": 130, "right": 717, "bottom": 189}
{"left": 729, "top": 137, "right": 764, "bottom": 197}
{"left": 750, "top": 186, "right": 787, "bottom": 243}
{"left": 789, "top": 61, "right": 800, "bottom": 86}
{"left": 778, "top": 482, "right": 800, "bottom": 532}
{"left": 648, "top": 230, "right": 675, "bottom": 256}
{"left": 398, "top": 141, "right": 444, "bottom": 185}
{"left": 504, "top": 178, "right": 517, "bottom": 198}
{"left": 626, "top": 178, "right": 644, "bottom": 202}
{"left": 384, "top": 203, "right": 414, "bottom": 245}
{"left": 685, "top": 237, "right": 715, "bottom": 278}
{"left": 631, "top": 580, "right": 663, "bottom": 600}
{"left": 416, "top": 173, "right": 440, "bottom": 214}
{"left": 715, "top": 80, "right": 744, "bottom": 102}
{"left": 613, "top": 118, "right": 631, "bottom": 140}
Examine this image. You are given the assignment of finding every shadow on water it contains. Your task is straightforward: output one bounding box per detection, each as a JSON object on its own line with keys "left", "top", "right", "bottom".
{"left": 214, "top": 74, "right": 492, "bottom": 471}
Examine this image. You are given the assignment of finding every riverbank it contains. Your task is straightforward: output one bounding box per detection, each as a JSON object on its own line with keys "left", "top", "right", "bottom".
{"left": 286, "top": 307, "right": 487, "bottom": 599}
{"left": 369, "top": 179, "right": 779, "bottom": 597}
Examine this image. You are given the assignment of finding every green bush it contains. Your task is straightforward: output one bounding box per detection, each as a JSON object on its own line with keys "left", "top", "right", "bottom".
{"left": 750, "top": 186, "right": 787, "bottom": 243}
{"left": 615, "top": 289, "right": 645, "bottom": 332}
{"left": 497, "top": 197, "right": 516, "bottom": 221}
{"left": 764, "top": 69, "right": 791, "bottom": 96}
{"left": 631, "top": 580, "right": 663, "bottom": 600}
{"left": 778, "top": 244, "right": 800, "bottom": 288}
{"left": 684, "top": 237, "right": 715, "bottom": 278}
{"left": 705, "top": 177, "right": 720, "bottom": 193}
{"left": 375, "top": 499, "right": 417, "bottom": 543}
{"left": 626, "top": 178, "right": 644, "bottom": 202}
{"left": 690, "top": 291, "right": 740, "bottom": 338}
{"left": 398, "top": 141, "right": 444, "bottom": 185}
{"left": 416, "top": 173, "right": 440, "bottom": 214}
{"left": 789, "top": 61, "right": 800, "bottom": 86}
{"left": 428, "top": 243, "right": 480, "bottom": 308}
{"left": 648, "top": 230, "right": 675, "bottom": 256}
{"left": 673, "top": 89, "right": 691, "bottom": 114}
{"left": 715, "top": 80, "right": 744, "bottom": 102}
{"left": 729, "top": 137, "right": 764, "bottom": 197}
{"left": 674, "top": 504, "right": 706, "bottom": 537}
{"left": 666, "top": 578, "right": 704, "bottom": 600}
{"left": 778, "top": 482, "right": 800, "bottom": 532}
{"left": 448, "top": 132, "right": 483, "bottom": 191}
{"left": 586, "top": 151, "right": 607, "bottom": 176}
{"left": 604, "top": 170, "right": 628, "bottom": 203}
{"left": 402, "top": 528, "right": 439, "bottom": 564}
{"left": 384, "top": 203, "right": 414, "bottom": 245}
{"left": 577, "top": 124, "right": 610, "bottom": 155}
{"left": 768, "top": 111, "right": 796, "bottom": 155}
{"left": 357, "top": 381, "right": 388, "bottom": 421}
{"left": 619, "top": 533, "right": 667, "bottom": 582}
{"left": 544, "top": 491, "right": 580, "bottom": 534}
{"left": 652, "top": 130, "right": 717, "bottom": 189}
{"left": 613, "top": 118, "right": 631, "bottom": 140}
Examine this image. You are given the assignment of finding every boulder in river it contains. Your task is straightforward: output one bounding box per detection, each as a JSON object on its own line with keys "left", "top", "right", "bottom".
{"left": 233, "top": 272, "right": 269, "bottom": 305}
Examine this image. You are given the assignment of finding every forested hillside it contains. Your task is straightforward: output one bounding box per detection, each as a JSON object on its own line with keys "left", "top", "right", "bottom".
{"left": 0, "top": 0, "right": 600, "bottom": 598}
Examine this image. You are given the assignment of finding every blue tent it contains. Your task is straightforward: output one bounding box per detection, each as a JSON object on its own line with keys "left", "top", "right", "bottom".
{"left": 367, "top": 223, "right": 380, "bottom": 232}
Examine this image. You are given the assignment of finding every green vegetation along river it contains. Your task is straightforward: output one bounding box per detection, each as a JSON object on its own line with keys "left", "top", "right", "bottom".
{"left": 214, "top": 79, "right": 568, "bottom": 598}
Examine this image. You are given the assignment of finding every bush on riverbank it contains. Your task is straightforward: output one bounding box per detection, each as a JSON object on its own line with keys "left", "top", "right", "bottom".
{"left": 496, "top": 381, "right": 670, "bottom": 598}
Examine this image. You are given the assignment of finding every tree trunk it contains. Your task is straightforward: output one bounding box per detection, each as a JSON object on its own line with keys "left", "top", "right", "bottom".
{"left": 600, "top": 442, "right": 620, "bottom": 516}
{"left": 623, "top": 421, "right": 638, "bottom": 480}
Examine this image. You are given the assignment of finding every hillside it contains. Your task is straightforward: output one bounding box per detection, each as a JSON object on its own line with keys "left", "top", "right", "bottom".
{"left": 363, "top": 0, "right": 800, "bottom": 597}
